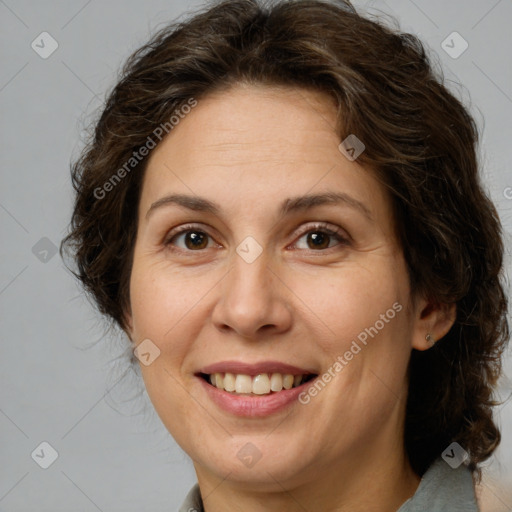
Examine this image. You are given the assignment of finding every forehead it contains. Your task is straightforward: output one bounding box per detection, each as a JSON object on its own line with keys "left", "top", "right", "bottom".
{"left": 140, "top": 84, "right": 392, "bottom": 225}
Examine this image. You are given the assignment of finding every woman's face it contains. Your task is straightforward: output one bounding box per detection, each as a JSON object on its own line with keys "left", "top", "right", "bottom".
{"left": 127, "top": 84, "right": 431, "bottom": 491}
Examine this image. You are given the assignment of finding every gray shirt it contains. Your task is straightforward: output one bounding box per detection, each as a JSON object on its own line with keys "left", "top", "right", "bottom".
{"left": 178, "top": 457, "right": 479, "bottom": 511}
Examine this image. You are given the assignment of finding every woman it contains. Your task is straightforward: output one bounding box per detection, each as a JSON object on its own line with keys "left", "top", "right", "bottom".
{"left": 61, "top": 0, "right": 509, "bottom": 510}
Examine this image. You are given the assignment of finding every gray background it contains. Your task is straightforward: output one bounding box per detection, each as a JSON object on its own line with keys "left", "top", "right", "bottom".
{"left": 1, "top": 0, "right": 511, "bottom": 510}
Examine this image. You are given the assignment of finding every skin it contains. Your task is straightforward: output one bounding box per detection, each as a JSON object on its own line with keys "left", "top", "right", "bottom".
{"left": 125, "top": 84, "right": 456, "bottom": 512}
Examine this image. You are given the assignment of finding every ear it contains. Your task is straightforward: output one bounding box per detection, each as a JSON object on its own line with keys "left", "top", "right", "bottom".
{"left": 411, "top": 297, "right": 456, "bottom": 351}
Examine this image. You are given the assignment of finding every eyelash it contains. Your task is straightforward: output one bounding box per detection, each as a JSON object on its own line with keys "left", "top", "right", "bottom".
{"left": 163, "top": 222, "right": 350, "bottom": 254}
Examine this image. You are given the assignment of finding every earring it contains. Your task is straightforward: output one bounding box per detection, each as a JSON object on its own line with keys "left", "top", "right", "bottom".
{"left": 425, "top": 333, "right": 436, "bottom": 346}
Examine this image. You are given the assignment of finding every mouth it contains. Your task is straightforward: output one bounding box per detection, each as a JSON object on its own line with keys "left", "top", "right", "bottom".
{"left": 198, "top": 372, "right": 317, "bottom": 395}
{"left": 195, "top": 361, "right": 320, "bottom": 416}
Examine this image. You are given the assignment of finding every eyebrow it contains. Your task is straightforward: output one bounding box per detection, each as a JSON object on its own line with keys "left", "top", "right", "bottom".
{"left": 146, "top": 191, "right": 373, "bottom": 221}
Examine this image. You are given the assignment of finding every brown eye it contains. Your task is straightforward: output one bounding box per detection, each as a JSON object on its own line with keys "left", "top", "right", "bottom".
{"left": 165, "top": 229, "right": 212, "bottom": 250}
{"left": 306, "top": 232, "right": 331, "bottom": 250}
{"left": 294, "top": 225, "right": 349, "bottom": 251}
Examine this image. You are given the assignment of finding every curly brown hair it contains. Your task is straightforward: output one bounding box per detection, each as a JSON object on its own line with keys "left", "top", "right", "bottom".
{"left": 61, "top": 0, "right": 509, "bottom": 479}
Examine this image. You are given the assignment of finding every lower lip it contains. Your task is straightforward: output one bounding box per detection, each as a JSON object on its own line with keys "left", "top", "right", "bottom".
{"left": 198, "top": 376, "right": 315, "bottom": 417}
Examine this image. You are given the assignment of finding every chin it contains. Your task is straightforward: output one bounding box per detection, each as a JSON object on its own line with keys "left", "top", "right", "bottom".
{"left": 193, "top": 436, "right": 316, "bottom": 489}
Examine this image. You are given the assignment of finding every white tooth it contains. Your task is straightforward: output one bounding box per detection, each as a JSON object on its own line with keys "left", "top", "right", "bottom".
{"left": 293, "top": 375, "right": 302, "bottom": 387}
{"left": 209, "top": 374, "right": 216, "bottom": 385}
{"left": 252, "top": 374, "right": 271, "bottom": 395}
{"left": 270, "top": 373, "right": 283, "bottom": 392}
{"left": 282, "top": 374, "right": 294, "bottom": 390}
{"left": 214, "top": 373, "right": 224, "bottom": 389}
{"left": 223, "top": 372, "right": 236, "bottom": 392}
{"left": 235, "top": 374, "right": 252, "bottom": 393}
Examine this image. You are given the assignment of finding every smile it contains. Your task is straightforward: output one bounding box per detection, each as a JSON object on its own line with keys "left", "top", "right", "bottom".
{"left": 201, "top": 372, "right": 316, "bottom": 395}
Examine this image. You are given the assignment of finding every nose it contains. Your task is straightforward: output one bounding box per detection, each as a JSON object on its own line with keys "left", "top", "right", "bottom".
{"left": 211, "top": 249, "right": 293, "bottom": 340}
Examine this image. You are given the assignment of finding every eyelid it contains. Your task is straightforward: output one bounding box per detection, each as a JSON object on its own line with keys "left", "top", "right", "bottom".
{"left": 292, "top": 222, "right": 349, "bottom": 241}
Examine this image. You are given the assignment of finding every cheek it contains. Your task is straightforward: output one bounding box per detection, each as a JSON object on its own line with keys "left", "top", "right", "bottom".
{"left": 308, "top": 261, "right": 413, "bottom": 413}
{"left": 297, "top": 259, "right": 409, "bottom": 350}
{"left": 129, "top": 256, "right": 205, "bottom": 337}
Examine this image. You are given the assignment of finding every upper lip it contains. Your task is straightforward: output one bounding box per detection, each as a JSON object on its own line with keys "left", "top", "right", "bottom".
{"left": 198, "top": 360, "right": 317, "bottom": 376}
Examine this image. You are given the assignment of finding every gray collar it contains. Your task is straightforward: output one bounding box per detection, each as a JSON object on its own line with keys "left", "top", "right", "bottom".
{"left": 397, "top": 457, "right": 478, "bottom": 512}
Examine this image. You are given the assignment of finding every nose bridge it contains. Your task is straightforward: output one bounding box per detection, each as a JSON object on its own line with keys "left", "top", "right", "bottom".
{"left": 228, "top": 229, "right": 273, "bottom": 302}
{"left": 212, "top": 241, "right": 291, "bottom": 336}
{"left": 228, "top": 246, "right": 274, "bottom": 315}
